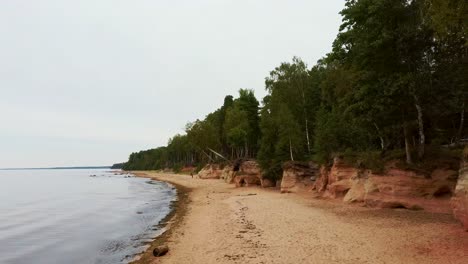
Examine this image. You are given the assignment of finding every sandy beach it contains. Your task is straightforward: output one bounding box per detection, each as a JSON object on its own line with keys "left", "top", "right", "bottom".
{"left": 132, "top": 172, "right": 468, "bottom": 264}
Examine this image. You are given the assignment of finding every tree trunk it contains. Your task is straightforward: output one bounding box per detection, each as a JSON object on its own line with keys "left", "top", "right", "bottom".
{"left": 373, "top": 123, "right": 385, "bottom": 151}
{"left": 403, "top": 123, "right": 413, "bottom": 164}
{"left": 289, "top": 138, "right": 294, "bottom": 161}
{"left": 202, "top": 150, "right": 214, "bottom": 163}
{"left": 457, "top": 101, "right": 465, "bottom": 142}
{"left": 414, "top": 95, "right": 425, "bottom": 159}
{"left": 299, "top": 84, "right": 311, "bottom": 155}
{"left": 305, "top": 118, "right": 311, "bottom": 154}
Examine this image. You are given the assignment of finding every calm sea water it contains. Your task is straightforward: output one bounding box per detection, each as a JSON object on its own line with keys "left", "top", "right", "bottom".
{"left": 0, "top": 169, "right": 176, "bottom": 264}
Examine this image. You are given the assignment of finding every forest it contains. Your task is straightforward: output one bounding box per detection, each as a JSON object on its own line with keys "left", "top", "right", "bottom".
{"left": 122, "top": 0, "right": 466, "bottom": 180}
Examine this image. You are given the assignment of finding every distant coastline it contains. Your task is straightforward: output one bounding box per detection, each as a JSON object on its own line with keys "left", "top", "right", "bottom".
{"left": 0, "top": 166, "right": 111, "bottom": 170}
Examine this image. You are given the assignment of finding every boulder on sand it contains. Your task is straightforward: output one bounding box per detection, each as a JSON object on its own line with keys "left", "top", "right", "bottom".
{"left": 153, "top": 245, "right": 169, "bottom": 257}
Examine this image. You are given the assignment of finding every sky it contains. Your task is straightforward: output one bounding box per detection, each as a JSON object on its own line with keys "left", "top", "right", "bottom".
{"left": 0, "top": 0, "right": 345, "bottom": 168}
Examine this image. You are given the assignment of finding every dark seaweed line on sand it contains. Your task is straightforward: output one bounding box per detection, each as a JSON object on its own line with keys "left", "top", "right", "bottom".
{"left": 128, "top": 172, "right": 192, "bottom": 264}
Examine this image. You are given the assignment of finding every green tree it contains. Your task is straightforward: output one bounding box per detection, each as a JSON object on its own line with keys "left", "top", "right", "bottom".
{"left": 224, "top": 89, "right": 260, "bottom": 158}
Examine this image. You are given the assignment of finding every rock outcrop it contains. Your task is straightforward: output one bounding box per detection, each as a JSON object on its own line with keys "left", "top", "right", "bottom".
{"left": 234, "top": 174, "right": 261, "bottom": 187}
{"left": 260, "top": 178, "right": 275, "bottom": 188}
{"left": 238, "top": 160, "right": 261, "bottom": 175}
{"left": 280, "top": 161, "right": 319, "bottom": 193}
{"left": 323, "top": 157, "right": 359, "bottom": 199}
{"left": 220, "top": 165, "right": 235, "bottom": 184}
{"left": 198, "top": 160, "right": 267, "bottom": 187}
{"left": 232, "top": 159, "right": 262, "bottom": 187}
{"left": 314, "top": 157, "right": 458, "bottom": 213}
{"left": 313, "top": 166, "right": 329, "bottom": 192}
{"left": 198, "top": 164, "right": 223, "bottom": 179}
{"left": 452, "top": 147, "right": 468, "bottom": 231}
{"left": 181, "top": 166, "right": 196, "bottom": 174}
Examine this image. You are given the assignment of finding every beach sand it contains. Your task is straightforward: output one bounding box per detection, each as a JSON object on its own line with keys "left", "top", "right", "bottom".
{"left": 132, "top": 172, "right": 468, "bottom": 264}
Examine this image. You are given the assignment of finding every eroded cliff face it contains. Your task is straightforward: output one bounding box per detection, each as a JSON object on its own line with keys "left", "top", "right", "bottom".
{"left": 233, "top": 160, "right": 262, "bottom": 187}
{"left": 198, "top": 153, "right": 466, "bottom": 229}
{"left": 220, "top": 165, "right": 235, "bottom": 184}
{"left": 198, "top": 164, "right": 223, "bottom": 179}
{"left": 236, "top": 160, "right": 276, "bottom": 187}
{"left": 451, "top": 147, "right": 468, "bottom": 231}
{"left": 199, "top": 160, "right": 266, "bottom": 187}
{"left": 280, "top": 161, "right": 319, "bottom": 193}
{"left": 312, "top": 158, "right": 458, "bottom": 213}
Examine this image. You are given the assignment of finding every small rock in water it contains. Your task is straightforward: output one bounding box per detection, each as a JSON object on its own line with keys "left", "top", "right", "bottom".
{"left": 136, "top": 211, "right": 143, "bottom": 214}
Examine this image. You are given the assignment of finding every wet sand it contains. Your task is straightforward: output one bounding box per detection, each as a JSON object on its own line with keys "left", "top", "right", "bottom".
{"left": 132, "top": 172, "right": 468, "bottom": 264}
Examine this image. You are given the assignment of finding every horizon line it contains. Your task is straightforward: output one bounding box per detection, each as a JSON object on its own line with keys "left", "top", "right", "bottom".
{"left": 0, "top": 166, "right": 112, "bottom": 171}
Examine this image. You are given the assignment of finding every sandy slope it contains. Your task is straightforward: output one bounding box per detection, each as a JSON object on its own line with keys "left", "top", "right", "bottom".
{"left": 135, "top": 172, "right": 468, "bottom": 264}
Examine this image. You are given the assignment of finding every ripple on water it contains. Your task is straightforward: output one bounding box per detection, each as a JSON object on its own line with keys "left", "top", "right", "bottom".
{"left": 0, "top": 169, "right": 176, "bottom": 264}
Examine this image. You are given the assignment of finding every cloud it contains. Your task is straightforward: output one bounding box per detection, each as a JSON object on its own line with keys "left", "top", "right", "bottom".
{"left": 0, "top": 0, "right": 344, "bottom": 167}
{"left": 0, "top": 103, "right": 174, "bottom": 143}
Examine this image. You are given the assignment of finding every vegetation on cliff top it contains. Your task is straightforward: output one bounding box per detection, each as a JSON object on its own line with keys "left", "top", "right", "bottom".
{"left": 122, "top": 0, "right": 466, "bottom": 179}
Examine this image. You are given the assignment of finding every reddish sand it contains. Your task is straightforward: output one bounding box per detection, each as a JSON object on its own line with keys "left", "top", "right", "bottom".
{"left": 133, "top": 172, "right": 468, "bottom": 264}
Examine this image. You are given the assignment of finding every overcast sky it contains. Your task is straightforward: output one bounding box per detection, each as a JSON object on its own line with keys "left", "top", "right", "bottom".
{"left": 0, "top": 0, "right": 344, "bottom": 168}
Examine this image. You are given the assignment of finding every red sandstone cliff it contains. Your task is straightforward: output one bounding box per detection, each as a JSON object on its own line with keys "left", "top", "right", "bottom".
{"left": 452, "top": 147, "right": 468, "bottom": 230}
{"left": 280, "top": 161, "right": 318, "bottom": 193}
{"left": 311, "top": 157, "right": 458, "bottom": 213}
{"left": 196, "top": 151, "right": 467, "bottom": 230}
{"left": 198, "top": 164, "right": 223, "bottom": 179}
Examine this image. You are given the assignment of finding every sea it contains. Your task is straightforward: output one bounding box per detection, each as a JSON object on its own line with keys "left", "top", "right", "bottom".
{"left": 0, "top": 168, "right": 177, "bottom": 264}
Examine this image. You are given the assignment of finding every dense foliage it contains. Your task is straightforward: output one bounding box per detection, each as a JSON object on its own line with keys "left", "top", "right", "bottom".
{"left": 110, "top": 162, "right": 125, "bottom": 169}
{"left": 123, "top": 0, "right": 466, "bottom": 179}
{"left": 122, "top": 89, "right": 260, "bottom": 171}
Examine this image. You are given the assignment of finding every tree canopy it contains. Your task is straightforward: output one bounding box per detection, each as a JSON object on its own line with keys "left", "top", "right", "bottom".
{"left": 123, "top": 0, "right": 466, "bottom": 179}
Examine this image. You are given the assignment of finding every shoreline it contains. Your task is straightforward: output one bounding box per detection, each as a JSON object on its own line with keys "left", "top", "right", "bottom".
{"left": 127, "top": 171, "right": 468, "bottom": 264}
{"left": 129, "top": 171, "right": 192, "bottom": 264}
